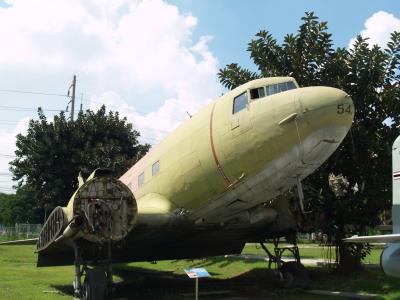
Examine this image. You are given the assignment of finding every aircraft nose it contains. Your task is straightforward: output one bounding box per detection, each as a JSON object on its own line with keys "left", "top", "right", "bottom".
{"left": 297, "top": 86, "right": 354, "bottom": 131}
{"left": 295, "top": 86, "right": 354, "bottom": 165}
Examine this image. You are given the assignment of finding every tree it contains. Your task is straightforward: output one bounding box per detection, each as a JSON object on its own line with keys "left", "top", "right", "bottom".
{"left": 0, "top": 193, "right": 15, "bottom": 225}
{"left": 10, "top": 106, "right": 150, "bottom": 222}
{"left": 218, "top": 12, "right": 400, "bottom": 270}
{"left": 0, "top": 186, "right": 40, "bottom": 225}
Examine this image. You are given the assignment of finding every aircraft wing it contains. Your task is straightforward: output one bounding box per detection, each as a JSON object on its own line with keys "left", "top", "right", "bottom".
{"left": 344, "top": 234, "right": 400, "bottom": 243}
{"left": 0, "top": 238, "right": 38, "bottom": 245}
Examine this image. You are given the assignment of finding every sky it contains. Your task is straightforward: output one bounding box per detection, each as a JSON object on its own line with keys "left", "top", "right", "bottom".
{"left": 0, "top": 0, "right": 399, "bottom": 193}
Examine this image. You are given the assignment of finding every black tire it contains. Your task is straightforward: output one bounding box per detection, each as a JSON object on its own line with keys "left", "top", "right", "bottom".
{"left": 82, "top": 267, "right": 108, "bottom": 300}
{"left": 278, "top": 261, "right": 310, "bottom": 288}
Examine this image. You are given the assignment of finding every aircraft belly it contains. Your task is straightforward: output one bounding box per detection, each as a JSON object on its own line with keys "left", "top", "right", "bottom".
{"left": 37, "top": 225, "right": 258, "bottom": 267}
{"left": 190, "top": 124, "right": 346, "bottom": 224}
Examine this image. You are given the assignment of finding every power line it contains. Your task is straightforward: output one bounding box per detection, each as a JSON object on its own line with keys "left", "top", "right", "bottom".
{"left": 0, "top": 117, "right": 172, "bottom": 135}
{"left": 0, "top": 88, "right": 67, "bottom": 97}
{"left": 0, "top": 85, "right": 187, "bottom": 122}
{"left": 0, "top": 119, "right": 20, "bottom": 122}
{"left": 0, "top": 154, "right": 16, "bottom": 158}
{"left": 81, "top": 98, "right": 186, "bottom": 122}
{"left": 0, "top": 122, "right": 19, "bottom": 125}
{"left": 0, "top": 105, "right": 63, "bottom": 112}
{"left": 0, "top": 98, "right": 185, "bottom": 123}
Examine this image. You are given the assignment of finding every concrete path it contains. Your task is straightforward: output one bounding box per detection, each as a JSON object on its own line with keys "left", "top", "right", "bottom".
{"left": 225, "top": 254, "right": 331, "bottom": 266}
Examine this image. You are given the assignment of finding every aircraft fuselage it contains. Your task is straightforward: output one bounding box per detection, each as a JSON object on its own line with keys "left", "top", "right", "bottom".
{"left": 35, "top": 77, "right": 354, "bottom": 267}
{"left": 120, "top": 77, "right": 354, "bottom": 234}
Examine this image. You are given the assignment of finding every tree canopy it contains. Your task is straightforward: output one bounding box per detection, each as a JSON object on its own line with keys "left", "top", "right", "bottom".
{"left": 218, "top": 12, "right": 400, "bottom": 268}
{"left": 9, "top": 106, "right": 150, "bottom": 222}
{"left": 0, "top": 186, "right": 41, "bottom": 225}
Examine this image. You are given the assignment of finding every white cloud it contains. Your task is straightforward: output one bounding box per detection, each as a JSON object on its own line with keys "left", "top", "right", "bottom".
{"left": 349, "top": 11, "right": 400, "bottom": 49}
{"left": 0, "top": 118, "right": 30, "bottom": 193}
{"left": 0, "top": 0, "right": 221, "bottom": 189}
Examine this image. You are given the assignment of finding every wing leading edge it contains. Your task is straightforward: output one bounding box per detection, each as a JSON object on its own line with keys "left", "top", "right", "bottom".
{"left": 344, "top": 234, "right": 400, "bottom": 243}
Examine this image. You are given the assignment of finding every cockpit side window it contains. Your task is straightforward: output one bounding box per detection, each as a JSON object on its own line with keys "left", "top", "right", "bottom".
{"left": 266, "top": 84, "right": 279, "bottom": 96}
{"left": 279, "top": 82, "right": 288, "bottom": 92}
{"left": 233, "top": 92, "right": 248, "bottom": 114}
{"left": 266, "top": 81, "right": 297, "bottom": 96}
{"left": 250, "top": 87, "right": 265, "bottom": 100}
{"left": 286, "top": 81, "right": 297, "bottom": 90}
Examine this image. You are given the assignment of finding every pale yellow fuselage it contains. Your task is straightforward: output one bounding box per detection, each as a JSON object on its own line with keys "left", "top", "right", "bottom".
{"left": 120, "top": 77, "right": 354, "bottom": 230}
{"left": 35, "top": 77, "right": 354, "bottom": 266}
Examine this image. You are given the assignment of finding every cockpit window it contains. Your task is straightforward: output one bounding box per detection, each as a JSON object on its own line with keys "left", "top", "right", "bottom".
{"left": 266, "top": 84, "right": 279, "bottom": 96}
{"left": 266, "top": 81, "right": 297, "bottom": 96}
{"left": 250, "top": 87, "right": 265, "bottom": 100}
{"left": 279, "top": 82, "right": 288, "bottom": 92}
{"left": 286, "top": 81, "right": 297, "bottom": 90}
{"left": 233, "top": 92, "right": 248, "bottom": 114}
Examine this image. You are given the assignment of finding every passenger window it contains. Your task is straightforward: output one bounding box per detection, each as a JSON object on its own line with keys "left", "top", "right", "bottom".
{"left": 287, "top": 81, "right": 297, "bottom": 90}
{"left": 250, "top": 87, "right": 265, "bottom": 100}
{"left": 233, "top": 92, "right": 248, "bottom": 114}
{"left": 138, "top": 172, "right": 144, "bottom": 187}
{"left": 152, "top": 161, "right": 160, "bottom": 176}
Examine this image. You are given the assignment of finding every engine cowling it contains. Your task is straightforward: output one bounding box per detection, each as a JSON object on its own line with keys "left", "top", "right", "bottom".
{"left": 380, "top": 243, "right": 400, "bottom": 278}
{"left": 71, "top": 174, "right": 137, "bottom": 243}
{"left": 37, "top": 170, "right": 137, "bottom": 252}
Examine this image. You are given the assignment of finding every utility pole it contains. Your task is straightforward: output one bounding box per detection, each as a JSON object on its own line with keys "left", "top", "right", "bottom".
{"left": 70, "top": 75, "right": 76, "bottom": 122}
{"left": 80, "top": 93, "right": 83, "bottom": 113}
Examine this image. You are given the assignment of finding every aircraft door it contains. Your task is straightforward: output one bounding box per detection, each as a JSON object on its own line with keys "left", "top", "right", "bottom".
{"left": 231, "top": 91, "right": 252, "bottom": 137}
{"left": 221, "top": 90, "right": 254, "bottom": 182}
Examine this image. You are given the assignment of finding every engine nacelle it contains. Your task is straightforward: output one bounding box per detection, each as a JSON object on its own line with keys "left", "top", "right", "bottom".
{"left": 71, "top": 173, "right": 137, "bottom": 243}
{"left": 381, "top": 243, "right": 400, "bottom": 278}
{"left": 37, "top": 169, "right": 137, "bottom": 251}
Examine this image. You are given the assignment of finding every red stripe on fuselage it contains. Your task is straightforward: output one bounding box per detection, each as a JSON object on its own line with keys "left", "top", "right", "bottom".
{"left": 209, "top": 102, "right": 232, "bottom": 187}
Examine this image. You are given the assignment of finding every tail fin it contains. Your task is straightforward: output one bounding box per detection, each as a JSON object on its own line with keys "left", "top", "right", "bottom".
{"left": 393, "top": 136, "right": 400, "bottom": 233}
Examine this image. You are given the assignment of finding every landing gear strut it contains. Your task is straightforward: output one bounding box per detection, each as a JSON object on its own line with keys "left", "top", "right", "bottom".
{"left": 73, "top": 242, "right": 113, "bottom": 300}
{"left": 260, "top": 237, "right": 309, "bottom": 288}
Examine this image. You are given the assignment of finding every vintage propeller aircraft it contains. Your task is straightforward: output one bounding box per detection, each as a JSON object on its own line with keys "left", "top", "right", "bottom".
{"left": 345, "top": 135, "right": 400, "bottom": 278}
{"left": 2, "top": 77, "right": 354, "bottom": 299}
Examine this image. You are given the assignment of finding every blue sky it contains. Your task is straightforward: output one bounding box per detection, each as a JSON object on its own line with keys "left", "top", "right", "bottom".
{"left": 0, "top": 0, "right": 398, "bottom": 70}
{"left": 171, "top": 0, "right": 400, "bottom": 71}
{"left": 0, "top": 0, "right": 398, "bottom": 192}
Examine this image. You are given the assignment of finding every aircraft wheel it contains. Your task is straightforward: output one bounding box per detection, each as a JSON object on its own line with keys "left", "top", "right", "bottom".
{"left": 82, "top": 267, "right": 108, "bottom": 300}
{"left": 278, "top": 261, "right": 309, "bottom": 288}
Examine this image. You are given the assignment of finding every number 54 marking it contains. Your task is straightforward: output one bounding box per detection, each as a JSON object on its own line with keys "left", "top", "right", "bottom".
{"left": 337, "top": 103, "right": 352, "bottom": 114}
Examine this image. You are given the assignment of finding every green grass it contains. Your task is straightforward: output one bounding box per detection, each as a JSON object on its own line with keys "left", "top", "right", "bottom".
{"left": 0, "top": 234, "right": 38, "bottom": 242}
{"left": 241, "top": 243, "right": 383, "bottom": 264}
{"left": 0, "top": 245, "right": 73, "bottom": 299}
{"left": 0, "top": 244, "right": 398, "bottom": 299}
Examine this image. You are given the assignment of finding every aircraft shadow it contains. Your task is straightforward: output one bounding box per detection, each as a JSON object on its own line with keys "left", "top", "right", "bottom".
{"left": 50, "top": 257, "right": 296, "bottom": 299}
{"left": 111, "top": 265, "right": 290, "bottom": 300}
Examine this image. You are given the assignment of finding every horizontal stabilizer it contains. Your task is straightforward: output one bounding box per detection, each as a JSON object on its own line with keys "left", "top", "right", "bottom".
{"left": 344, "top": 234, "right": 400, "bottom": 243}
{"left": 0, "top": 238, "right": 38, "bottom": 245}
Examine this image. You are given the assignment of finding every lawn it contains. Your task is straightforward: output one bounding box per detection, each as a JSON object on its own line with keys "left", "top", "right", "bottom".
{"left": 240, "top": 243, "right": 383, "bottom": 264}
{"left": 0, "top": 244, "right": 397, "bottom": 299}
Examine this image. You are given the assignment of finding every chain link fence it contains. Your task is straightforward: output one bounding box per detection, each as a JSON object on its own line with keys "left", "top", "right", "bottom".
{"left": 0, "top": 223, "right": 42, "bottom": 242}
